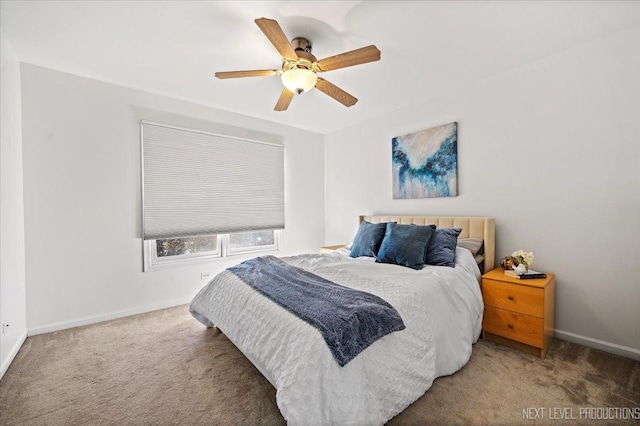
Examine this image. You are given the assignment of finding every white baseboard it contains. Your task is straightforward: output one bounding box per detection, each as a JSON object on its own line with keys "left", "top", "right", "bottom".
{"left": 555, "top": 329, "right": 640, "bottom": 361}
{"left": 0, "top": 330, "right": 28, "bottom": 380}
{"left": 27, "top": 298, "right": 192, "bottom": 336}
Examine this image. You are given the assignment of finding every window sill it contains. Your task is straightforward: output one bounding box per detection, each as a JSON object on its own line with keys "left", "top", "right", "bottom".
{"left": 144, "top": 247, "right": 281, "bottom": 272}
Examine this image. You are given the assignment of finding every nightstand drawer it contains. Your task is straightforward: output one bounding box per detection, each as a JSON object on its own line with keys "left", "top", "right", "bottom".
{"left": 482, "top": 279, "right": 544, "bottom": 317}
{"left": 483, "top": 306, "right": 544, "bottom": 348}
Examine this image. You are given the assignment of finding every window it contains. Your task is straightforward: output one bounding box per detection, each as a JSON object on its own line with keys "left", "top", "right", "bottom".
{"left": 140, "top": 121, "right": 284, "bottom": 271}
{"left": 144, "top": 230, "right": 280, "bottom": 271}
{"left": 228, "top": 230, "right": 278, "bottom": 255}
{"left": 156, "top": 235, "right": 220, "bottom": 258}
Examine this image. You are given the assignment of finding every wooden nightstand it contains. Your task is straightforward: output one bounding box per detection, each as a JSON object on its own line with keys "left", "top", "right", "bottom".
{"left": 319, "top": 244, "right": 346, "bottom": 254}
{"left": 481, "top": 267, "right": 555, "bottom": 358}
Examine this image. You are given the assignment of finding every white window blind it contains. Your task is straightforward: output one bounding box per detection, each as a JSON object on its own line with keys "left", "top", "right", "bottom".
{"left": 141, "top": 121, "right": 284, "bottom": 240}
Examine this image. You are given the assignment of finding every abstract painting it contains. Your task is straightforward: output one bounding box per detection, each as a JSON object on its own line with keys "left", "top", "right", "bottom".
{"left": 392, "top": 122, "right": 458, "bottom": 199}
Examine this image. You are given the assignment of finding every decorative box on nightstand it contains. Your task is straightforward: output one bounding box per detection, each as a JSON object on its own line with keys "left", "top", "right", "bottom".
{"left": 481, "top": 267, "right": 555, "bottom": 358}
{"left": 319, "top": 244, "right": 346, "bottom": 254}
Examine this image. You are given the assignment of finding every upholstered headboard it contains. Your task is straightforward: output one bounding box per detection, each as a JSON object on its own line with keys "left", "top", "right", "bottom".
{"left": 360, "top": 215, "right": 495, "bottom": 273}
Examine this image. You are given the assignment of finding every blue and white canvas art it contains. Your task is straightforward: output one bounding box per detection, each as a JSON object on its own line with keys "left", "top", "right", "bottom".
{"left": 392, "top": 122, "right": 457, "bottom": 199}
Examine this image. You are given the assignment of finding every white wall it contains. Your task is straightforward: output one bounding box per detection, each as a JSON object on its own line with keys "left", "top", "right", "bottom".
{"left": 20, "top": 64, "right": 324, "bottom": 333}
{"left": 325, "top": 28, "right": 640, "bottom": 356}
{"left": 0, "top": 30, "right": 27, "bottom": 378}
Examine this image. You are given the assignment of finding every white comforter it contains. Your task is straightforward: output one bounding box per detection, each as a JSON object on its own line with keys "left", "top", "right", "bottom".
{"left": 189, "top": 247, "right": 483, "bottom": 425}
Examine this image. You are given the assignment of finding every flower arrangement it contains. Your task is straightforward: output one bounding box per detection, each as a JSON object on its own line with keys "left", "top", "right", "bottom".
{"left": 512, "top": 250, "right": 534, "bottom": 268}
{"left": 511, "top": 250, "right": 534, "bottom": 274}
{"left": 500, "top": 250, "right": 534, "bottom": 275}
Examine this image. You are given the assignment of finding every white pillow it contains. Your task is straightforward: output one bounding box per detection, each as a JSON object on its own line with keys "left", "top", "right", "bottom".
{"left": 457, "top": 238, "right": 483, "bottom": 257}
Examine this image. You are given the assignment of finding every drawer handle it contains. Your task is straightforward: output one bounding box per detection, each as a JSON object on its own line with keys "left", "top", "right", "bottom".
{"left": 507, "top": 296, "right": 514, "bottom": 301}
{"left": 507, "top": 324, "right": 513, "bottom": 329}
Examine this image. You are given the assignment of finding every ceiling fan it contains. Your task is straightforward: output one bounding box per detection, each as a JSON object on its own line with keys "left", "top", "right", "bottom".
{"left": 215, "top": 18, "right": 381, "bottom": 111}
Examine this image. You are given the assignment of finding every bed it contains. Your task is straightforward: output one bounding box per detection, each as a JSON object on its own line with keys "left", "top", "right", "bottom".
{"left": 190, "top": 215, "right": 495, "bottom": 425}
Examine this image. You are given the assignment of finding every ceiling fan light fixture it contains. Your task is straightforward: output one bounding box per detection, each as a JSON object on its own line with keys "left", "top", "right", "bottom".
{"left": 281, "top": 68, "right": 317, "bottom": 94}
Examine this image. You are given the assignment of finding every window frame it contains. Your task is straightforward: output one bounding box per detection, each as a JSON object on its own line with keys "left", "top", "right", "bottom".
{"left": 143, "top": 230, "right": 281, "bottom": 272}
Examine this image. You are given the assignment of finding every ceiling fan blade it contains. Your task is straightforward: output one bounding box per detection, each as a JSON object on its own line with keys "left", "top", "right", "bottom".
{"left": 316, "top": 45, "right": 381, "bottom": 72}
{"left": 255, "top": 18, "right": 298, "bottom": 61}
{"left": 274, "top": 88, "right": 295, "bottom": 111}
{"left": 315, "top": 78, "right": 358, "bottom": 107}
{"left": 215, "top": 70, "right": 278, "bottom": 79}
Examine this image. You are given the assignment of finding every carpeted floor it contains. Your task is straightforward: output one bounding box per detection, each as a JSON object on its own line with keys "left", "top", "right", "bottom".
{"left": 1, "top": 305, "right": 638, "bottom": 425}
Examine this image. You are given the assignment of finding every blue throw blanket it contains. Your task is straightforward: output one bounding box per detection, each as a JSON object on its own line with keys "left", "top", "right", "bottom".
{"left": 227, "top": 255, "right": 405, "bottom": 367}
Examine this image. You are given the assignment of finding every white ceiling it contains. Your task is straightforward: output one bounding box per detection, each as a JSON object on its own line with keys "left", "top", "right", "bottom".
{"left": 2, "top": 1, "right": 639, "bottom": 134}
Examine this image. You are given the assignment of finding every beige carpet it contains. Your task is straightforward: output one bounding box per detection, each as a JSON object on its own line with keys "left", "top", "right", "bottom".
{"left": 1, "top": 305, "right": 638, "bottom": 425}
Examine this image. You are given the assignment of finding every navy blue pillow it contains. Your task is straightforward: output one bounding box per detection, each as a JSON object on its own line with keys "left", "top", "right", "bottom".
{"left": 349, "top": 221, "right": 388, "bottom": 258}
{"left": 425, "top": 228, "right": 462, "bottom": 267}
{"left": 376, "top": 223, "right": 436, "bottom": 270}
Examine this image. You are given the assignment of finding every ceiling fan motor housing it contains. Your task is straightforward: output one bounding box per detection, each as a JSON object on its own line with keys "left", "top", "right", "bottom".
{"left": 291, "top": 37, "right": 312, "bottom": 53}
{"left": 283, "top": 38, "right": 318, "bottom": 72}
